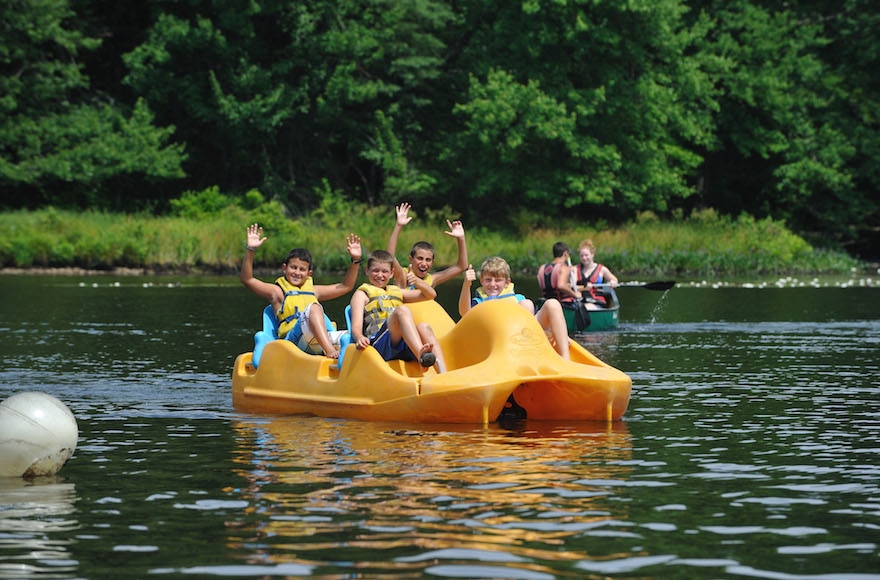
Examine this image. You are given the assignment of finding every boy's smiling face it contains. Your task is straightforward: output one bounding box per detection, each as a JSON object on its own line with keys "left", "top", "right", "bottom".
{"left": 282, "top": 257, "right": 312, "bottom": 286}
{"left": 408, "top": 248, "right": 435, "bottom": 279}
{"left": 479, "top": 273, "right": 510, "bottom": 296}
{"left": 367, "top": 261, "right": 393, "bottom": 288}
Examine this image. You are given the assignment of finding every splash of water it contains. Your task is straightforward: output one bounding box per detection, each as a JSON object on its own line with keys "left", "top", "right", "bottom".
{"left": 649, "top": 289, "right": 673, "bottom": 324}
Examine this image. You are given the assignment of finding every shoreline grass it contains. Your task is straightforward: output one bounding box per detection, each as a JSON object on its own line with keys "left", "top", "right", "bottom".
{"left": 0, "top": 205, "right": 868, "bottom": 277}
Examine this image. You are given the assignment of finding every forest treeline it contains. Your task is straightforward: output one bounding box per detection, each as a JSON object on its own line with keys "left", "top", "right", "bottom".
{"left": 2, "top": 0, "right": 878, "bottom": 258}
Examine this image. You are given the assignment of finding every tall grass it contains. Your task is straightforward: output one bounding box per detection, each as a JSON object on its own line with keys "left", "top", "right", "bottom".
{"left": 0, "top": 205, "right": 863, "bottom": 275}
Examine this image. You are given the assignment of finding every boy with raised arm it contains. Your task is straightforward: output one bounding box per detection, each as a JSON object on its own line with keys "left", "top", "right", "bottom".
{"left": 350, "top": 250, "right": 447, "bottom": 373}
{"left": 459, "top": 257, "right": 570, "bottom": 360}
{"left": 240, "top": 223, "right": 362, "bottom": 359}
{"left": 387, "top": 202, "right": 468, "bottom": 293}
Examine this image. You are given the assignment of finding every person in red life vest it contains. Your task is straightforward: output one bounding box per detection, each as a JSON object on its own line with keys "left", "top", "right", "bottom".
{"left": 536, "top": 241, "right": 582, "bottom": 307}
{"left": 574, "top": 239, "right": 619, "bottom": 310}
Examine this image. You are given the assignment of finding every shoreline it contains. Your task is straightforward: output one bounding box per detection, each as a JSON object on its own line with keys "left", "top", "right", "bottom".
{"left": 2, "top": 265, "right": 878, "bottom": 288}
{"left": 0, "top": 266, "right": 239, "bottom": 277}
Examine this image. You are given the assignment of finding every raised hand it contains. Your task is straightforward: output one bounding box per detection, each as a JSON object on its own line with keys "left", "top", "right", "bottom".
{"left": 346, "top": 233, "right": 362, "bottom": 261}
{"left": 246, "top": 223, "right": 267, "bottom": 249}
{"left": 396, "top": 203, "right": 413, "bottom": 227}
{"left": 444, "top": 219, "right": 464, "bottom": 239}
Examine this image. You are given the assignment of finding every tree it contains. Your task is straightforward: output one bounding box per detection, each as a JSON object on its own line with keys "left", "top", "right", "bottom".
{"left": 0, "top": 0, "right": 186, "bottom": 210}
{"left": 438, "top": 0, "right": 714, "bottom": 223}
{"left": 122, "top": 0, "right": 454, "bottom": 209}
{"left": 684, "top": 0, "right": 875, "bottom": 251}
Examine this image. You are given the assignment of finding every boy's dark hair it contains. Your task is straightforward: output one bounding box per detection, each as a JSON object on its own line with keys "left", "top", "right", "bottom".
{"left": 285, "top": 248, "right": 313, "bottom": 269}
{"left": 552, "top": 241, "right": 570, "bottom": 258}
{"left": 367, "top": 249, "right": 395, "bottom": 268}
{"left": 409, "top": 241, "right": 435, "bottom": 257}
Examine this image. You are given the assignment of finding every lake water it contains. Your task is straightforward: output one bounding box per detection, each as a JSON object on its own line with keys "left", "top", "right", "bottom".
{"left": 1, "top": 274, "right": 879, "bottom": 579}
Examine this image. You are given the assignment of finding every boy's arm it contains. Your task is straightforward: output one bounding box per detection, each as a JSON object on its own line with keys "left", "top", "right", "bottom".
{"left": 388, "top": 203, "right": 411, "bottom": 287}
{"left": 240, "top": 224, "right": 280, "bottom": 303}
{"left": 458, "top": 264, "right": 476, "bottom": 317}
{"left": 402, "top": 271, "right": 436, "bottom": 302}
{"left": 431, "top": 219, "right": 468, "bottom": 287}
{"left": 349, "top": 290, "right": 370, "bottom": 349}
{"left": 314, "top": 234, "right": 363, "bottom": 300}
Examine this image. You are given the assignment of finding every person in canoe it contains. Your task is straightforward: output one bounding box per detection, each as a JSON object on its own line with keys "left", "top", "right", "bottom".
{"left": 574, "top": 239, "right": 619, "bottom": 310}
{"left": 537, "top": 241, "right": 582, "bottom": 306}
{"left": 459, "top": 257, "right": 570, "bottom": 360}
{"left": 350, "top": 249, "right": 447, "bottom": 372}
{"left": 537, "top": 241, "right": 594, "bottom": 331}
{"left": 387, "top": 202, "right": 468, "bottom": 294}
{"left": 240, "top": 223, "right": 362, "bottom": 359}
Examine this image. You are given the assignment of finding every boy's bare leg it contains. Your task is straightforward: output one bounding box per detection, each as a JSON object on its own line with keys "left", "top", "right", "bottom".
{"left": 387, "top": 305, "right": 442, "bottom": 369}
{"left": 518, "top": 298, "right": 536, "bottom": 315}
{"left": 535, "top": 299, "right": 570, "bottom": 360}
{"left": 308, "top": 303, "right": 339, "bottom": 359}
{"left": 387, "top": 304, "right": 426, "bottom": 355}
{"left": 417, "top": 322, "right": 446, "bottom": 373}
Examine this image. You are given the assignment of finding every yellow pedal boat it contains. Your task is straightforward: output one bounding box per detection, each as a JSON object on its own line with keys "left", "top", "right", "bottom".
{"left": 231, "top": 299, "right": 632, "bottom": 424}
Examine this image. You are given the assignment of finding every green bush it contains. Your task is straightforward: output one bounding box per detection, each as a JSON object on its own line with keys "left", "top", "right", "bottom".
{"left": 0, "top": 205, "right": 864, "bottom": 275}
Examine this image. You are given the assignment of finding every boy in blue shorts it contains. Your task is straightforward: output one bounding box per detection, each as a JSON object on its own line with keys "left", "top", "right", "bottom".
{"left": 350, "top": 249, "right": 447, "bottom": 372}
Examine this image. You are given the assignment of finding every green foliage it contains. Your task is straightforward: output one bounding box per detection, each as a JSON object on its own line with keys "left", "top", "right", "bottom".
{"left": 168, "top": 187, "right": 301, "bottom": 260}
{"left": 169, "top": 187, "right": 235, "bottom": 219}
{"left": 445, "top": 0, "right": 717, "bottom": 222}
{"left": 361, "top": 111, "right": 437, "bottom": 203}
{"left": 0, "top": 207, "right": 861, "bottom": 275}
{"left": 451, "top": 68, "right": 595, "bottom": 214}
{"left": 310, "top": 181, "right": 353, "bottom": 231}
{"left": 0, "top": 1, "right": 185, "bottom": 209}
{"left": 685, "top": 0, "right": 869, "bottom": 247}
{"left": 573, "top": 209, "right": 852, "bottom": 276}
{"left": 1, "top": 0, "right": 878, "bottom": 255}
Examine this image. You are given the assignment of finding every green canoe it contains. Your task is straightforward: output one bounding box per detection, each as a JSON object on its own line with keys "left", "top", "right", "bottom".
{"left": 540, "top": 287, "right": 621, "bottom": 333}
{"left": 563, "top": 299, "right": 620, "bottom": 333}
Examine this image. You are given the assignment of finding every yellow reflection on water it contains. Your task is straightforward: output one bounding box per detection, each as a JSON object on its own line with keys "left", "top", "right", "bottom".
{"left": 226, "top": 418, "right": 633, "bottom": 571}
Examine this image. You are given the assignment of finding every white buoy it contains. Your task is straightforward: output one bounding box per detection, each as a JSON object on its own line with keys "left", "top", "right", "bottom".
{"left": 0, "top": 392, "right": 78, "bottom": 478}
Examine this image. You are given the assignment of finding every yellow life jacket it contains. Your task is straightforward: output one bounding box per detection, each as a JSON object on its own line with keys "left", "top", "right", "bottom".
{"left": 473, "top": 282, "right": 519, "bottom": 306}
{"left": 358, "top": 282, "right": 403, "bottom": 336}
{"left": 275, "top": 276, "right": 318, "bottom": 337}
{"left": 407, "top": 270, "right": 433, "bottom": 290}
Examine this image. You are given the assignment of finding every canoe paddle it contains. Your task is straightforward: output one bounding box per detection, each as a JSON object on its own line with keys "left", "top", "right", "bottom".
{"left": 593, "top": 281, "right": 676, "bottom": 291}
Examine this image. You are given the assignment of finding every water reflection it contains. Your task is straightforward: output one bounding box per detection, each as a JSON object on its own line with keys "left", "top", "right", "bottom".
{"left": 226, "top": 418, "right": 633, "bottom": 574}
{"left": 2, "top": 276, "right": 878, "bottom": 578}
{"left": 0, "top": 478, "right": 78, "bottom": 579}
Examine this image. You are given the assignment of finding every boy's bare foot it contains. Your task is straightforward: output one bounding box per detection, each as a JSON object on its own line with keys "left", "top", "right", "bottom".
{"left": 325, "top": 348, "right": 340, "bottom": 359}
{"left": 418, "top": 343, "right": 436, "bottom": 367}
